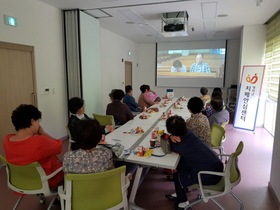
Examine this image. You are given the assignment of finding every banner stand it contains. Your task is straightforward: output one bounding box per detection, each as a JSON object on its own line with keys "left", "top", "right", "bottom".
{"left": 233, "top": 65, "right": 265, "bottom": 132}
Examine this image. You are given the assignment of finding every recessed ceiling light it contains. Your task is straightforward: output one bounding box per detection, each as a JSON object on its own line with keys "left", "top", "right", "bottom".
{"left": 217, "top": 14, "right": 228, "bottom": 18}
{"left": 126, "top": 22, "right": 135, "bottom": 24}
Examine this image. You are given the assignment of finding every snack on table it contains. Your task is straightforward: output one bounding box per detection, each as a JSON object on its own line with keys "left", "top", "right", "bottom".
{"left": 133, "top": 146, "right": 153, "bottom": 157}
{"left": 160, "top": 112, "right": 167, "bottom": 119}
{"left": 139, "top": 113, "right": 148, "bottom": 119}
{"left": 173, "top": 102, "right": 183, "bottom": 109}
{"left": 123, "top": 127, "right": 145, "bottom": 134}
{"left": 148, "top": 107, "right": 159, "bottom": 112}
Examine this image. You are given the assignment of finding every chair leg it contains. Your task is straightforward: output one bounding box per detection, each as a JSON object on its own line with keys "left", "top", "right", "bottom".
{"left": 47, "top": 195, "right": 58, "bottom": 210}
{"left": 13, "top": 196, "right": 24, "bottom": 210}
{"left": 230, "top": 191, "right": 244, "bottom": 210}
{"left": 210, "top": 198, "right": 226, "bottom": 210}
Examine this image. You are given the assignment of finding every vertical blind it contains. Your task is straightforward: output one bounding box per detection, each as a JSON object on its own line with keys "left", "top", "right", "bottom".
{"left": 263, "top": 11, "right": 280, "bottom": 102}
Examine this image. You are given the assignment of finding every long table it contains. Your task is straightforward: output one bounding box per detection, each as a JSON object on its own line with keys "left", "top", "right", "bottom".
{"left": 105, "top": 97, "right": 190, "bottom": 209}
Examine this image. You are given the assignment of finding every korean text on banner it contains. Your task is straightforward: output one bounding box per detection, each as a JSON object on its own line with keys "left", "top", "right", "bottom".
{"left": 233, "top": 65, "right": 265, "bottom": 131}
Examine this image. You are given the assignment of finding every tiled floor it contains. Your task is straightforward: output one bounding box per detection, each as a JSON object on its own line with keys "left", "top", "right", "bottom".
{"left": 0, "top": 124, "right": 278, "bottom": 210}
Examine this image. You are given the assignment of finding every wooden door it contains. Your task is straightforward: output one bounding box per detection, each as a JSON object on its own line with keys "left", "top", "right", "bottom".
{"left": 0, "top": 42, "right": 36, "bottom": 156}
{"left": 125, "top": 61, "right": 132, "bottom": 86}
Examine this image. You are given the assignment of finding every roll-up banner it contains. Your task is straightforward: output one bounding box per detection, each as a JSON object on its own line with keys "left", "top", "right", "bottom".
{"left": 233, "top": 65, "right": 265, "bottom": 131}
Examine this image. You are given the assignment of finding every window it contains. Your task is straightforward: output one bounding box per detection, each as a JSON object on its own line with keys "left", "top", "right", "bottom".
{"left": 263, "top": 12, "right": 280, "bottom": 102}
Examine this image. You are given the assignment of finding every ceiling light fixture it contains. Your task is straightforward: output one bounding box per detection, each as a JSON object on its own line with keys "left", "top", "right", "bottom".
{"left": 217, "top": 14, "right": 228, "bottom": 18}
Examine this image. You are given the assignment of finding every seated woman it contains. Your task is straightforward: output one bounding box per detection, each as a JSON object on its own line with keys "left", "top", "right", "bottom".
{"left": 68, "top": 97, "right": 113, "bottom": 149}
{"left": 63, "top": 119, "right": 114, "bottom": 174}
{"left": 208, "top": 97, "right": 229, "bottom": 128}
{"left": 146, "top": 85, "right": 161, "bottom": 102}
{"left": 200, "top": 87, "right": 211, "bottom": 108}
{"left": 106, "top": 89, "right": 134, "bottom": 125}
{"left": 165, "top": 115, "right": 223, "bottom": 210}
{"left": 186, "top": 97, "right": 211, "bottom": 147}
{"left": 123, "top": 85, "right": 141, "bottom": 114}
{"left": 138, "top": 84, "right": 159, "bottom": 111}
{"left": 3, "top": 104, "right": 64, "bottom": 190}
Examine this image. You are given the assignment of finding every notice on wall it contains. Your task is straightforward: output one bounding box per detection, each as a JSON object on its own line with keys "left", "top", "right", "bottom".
{"left": 233, "top": 65, "right": 265, "bottom": 131}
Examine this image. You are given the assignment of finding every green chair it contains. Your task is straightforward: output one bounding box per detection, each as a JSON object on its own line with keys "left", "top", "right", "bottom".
{"left": 187, "top": 141, "right": 244, "bottom": 209}
{"left": 58, "top": 166, "right": 130, "bottom": 210}
{"left": 211, "top": 123, "right": 226, "bottom": 156}
{"left": 92, "top": 113, "right": 115, "bottom": 128}
{"left": 220, "top": 121, "right": 229, "bottom": 143}
{"left": 0, "top": 154, "right": 63, "bottom": 210}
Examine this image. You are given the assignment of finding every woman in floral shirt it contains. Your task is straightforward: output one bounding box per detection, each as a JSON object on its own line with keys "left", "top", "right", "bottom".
{"left": 186, "top": 97, "right": 211, "bottom": 147}
{"left": 63, "top": 119, "right": 114, "bottom": 174}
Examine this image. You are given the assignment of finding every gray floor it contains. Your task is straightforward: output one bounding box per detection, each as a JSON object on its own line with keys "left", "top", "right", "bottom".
{"left": 0, "top": 124, "right": 278, "bottom": 210}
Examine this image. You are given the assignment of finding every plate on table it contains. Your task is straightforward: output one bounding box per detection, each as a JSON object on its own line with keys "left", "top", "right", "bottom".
{"left": 123, "top": 132, "right": 144, "bottom": 135}
{"left": 132, "top": 149, "right": 154, "bottom": 158}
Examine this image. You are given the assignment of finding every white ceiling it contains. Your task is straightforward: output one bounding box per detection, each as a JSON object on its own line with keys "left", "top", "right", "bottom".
{"left": 38, "top": 0, "right": 280, "bottom": 44}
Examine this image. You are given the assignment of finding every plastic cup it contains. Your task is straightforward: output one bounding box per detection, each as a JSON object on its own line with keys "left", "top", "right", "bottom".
{"left": 150, "top": 139, "right": 156, "bottom": 147}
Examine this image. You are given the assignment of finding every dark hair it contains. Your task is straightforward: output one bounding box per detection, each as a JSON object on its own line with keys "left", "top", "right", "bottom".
{"left": 166, "top": 115, "right": 187, "bottom": 136}
{"left": 125, "top": 85, "right": 132, "bottom": 93}
{"left": 68, "top": 97, "right": 84, "bottom": 114}
{"left": 187, "top": 97, "right": 204, "bottom": 114}
{"left": 146, "top": 85, "right": 151, "bottom": 91}
{"left": 72, "top": 119, "right": 102, "bottom": 150}
{"left": 210, "top": 97, "right": 224, "bottom": 111}
{"left": 200, "top": 87, "right": 208, "bottom": 95}
{"left": 113, "top": 89, "right": 125, "bottom": 100}
{"left": 173, "top": 60, "right": 182, "bottom": 68}
{"left": 140, "top": 84, "right": 148, "bottom": 93}
{"left": 11, "top": 104, "right": 42, "bottom": 131}
{"left": 109, "top": 89, "right": 116, "bottom": 98}
{"left": 213, "top": 87, "right": 222, "bottom": 93}
{"left": 211, "top": 91, "right": 222, "bottom": 98}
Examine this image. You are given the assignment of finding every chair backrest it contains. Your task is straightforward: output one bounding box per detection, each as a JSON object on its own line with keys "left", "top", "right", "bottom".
{"left": 65, "top": 125, "right": 77, "bottom": 151}
{"left": 92, "top": 113, "right": 115, "bottom": 127}
{"left": 65, "top": 125, "right": 72, "bottom": 140}
{"left": 0, "top": 154, "right": 52, "bottom": 195}
{"left": 227, "top": 141, "right": 244, "bottom": 184}
{"left": 65, "top": 166, "right": 126, "bottom": 210}
{"left": 211, "top": 123, "right": 226, "bottom": 147}
{"left": 220, "top": 121, "right": 229, "bottom": 128}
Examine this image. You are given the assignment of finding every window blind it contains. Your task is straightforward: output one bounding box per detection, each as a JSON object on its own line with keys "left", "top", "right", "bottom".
{"left": 263, "top": 12, "right": 280, "bottom": 102}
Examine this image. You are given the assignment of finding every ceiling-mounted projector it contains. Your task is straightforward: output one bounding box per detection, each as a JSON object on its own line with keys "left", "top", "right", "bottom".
{"left": 164, "top": 24, "right": 184, "bottom": 32}
{"left": 161, "top": 11, "right": 188, "bottom": 37}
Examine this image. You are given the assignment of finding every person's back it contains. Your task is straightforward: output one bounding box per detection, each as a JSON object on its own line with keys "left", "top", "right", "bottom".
{"left": 186, "top": 97, "right": 211, "bottom": 147}
{"left": 165, "top": 115, "right": 223, "bottom": 209}
{"left": 123, "top": 85, "right": 141, "bottom": 113}
{"left": 208, "top": 96, "right": 229, "bottom": 127}
{"left": 171, "top": 129, "right": 222, "bottom": 182}
{"left": 63, "top": 119, "right": 114, "bottom": 174}
{"left": 106, "top": 89, "right": 134, "bottom": 125}
{"left": 3, "top": 104, "right": 63, "bottom": 189}
{"left": 138, "top": 84, "right": 158, "bottom": 110}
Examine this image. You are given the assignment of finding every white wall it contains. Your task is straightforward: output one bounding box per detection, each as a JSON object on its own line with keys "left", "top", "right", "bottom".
{"left": 80, "top": 11, "right": 102, "bottom": 115}
{"left": 240, "top": 25, "right": 267, "bottom": 127}
{"left": 270, "top": 87, "right": 280, "bottom": 204}
{"left": 0, "top": 0, "right": 67, "bottom": 138}
{"left": 100, "top": 28, "right": 139, "bottom": 114}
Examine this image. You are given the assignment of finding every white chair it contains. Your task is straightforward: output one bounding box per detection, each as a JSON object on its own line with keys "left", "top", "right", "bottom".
{"left": 0, "top": 154, "right": 63, "bottom": 210}
{"left": 186, "top": 141, "right": 244, "bottom": 210}
{"left": 65, "top": 125, "right": 76, "bottom": 151}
